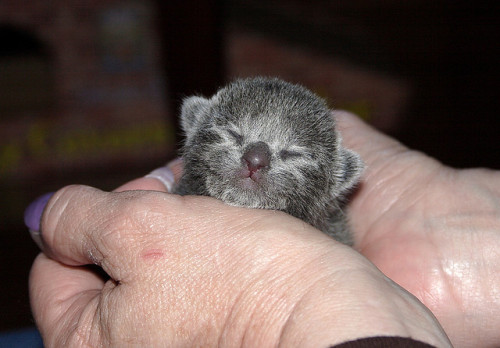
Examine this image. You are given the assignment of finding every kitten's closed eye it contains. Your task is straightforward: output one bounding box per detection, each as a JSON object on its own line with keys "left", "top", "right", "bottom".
{"left": 279, "top": 149, "right": 303, "bottom": 160}
{"left": 227, "top": 129, "right": 243, "bottom": 145}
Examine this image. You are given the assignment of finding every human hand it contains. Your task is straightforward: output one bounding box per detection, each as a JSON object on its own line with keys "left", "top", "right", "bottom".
{"left": 28, "top": 169, "right": 451, "bottom": 346}
{"left": 335, "top": 111, "right": 500, "bottom": 347}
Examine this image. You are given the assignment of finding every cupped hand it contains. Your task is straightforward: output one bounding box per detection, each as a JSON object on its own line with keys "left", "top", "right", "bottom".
{"left": 29, "top": 172, "right": 451, "bottom": 347}
{"left": 336, "top": 111, "right": 500, "bottom": 348}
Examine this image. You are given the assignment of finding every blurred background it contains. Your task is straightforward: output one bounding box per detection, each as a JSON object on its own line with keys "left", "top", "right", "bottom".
{"left": 0, "top": 0, "right": 498, "bottom": 334}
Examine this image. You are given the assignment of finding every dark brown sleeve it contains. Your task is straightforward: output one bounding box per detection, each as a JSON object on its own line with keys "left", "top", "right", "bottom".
{"left": 330, "top": 336, "right": 437, "bottom": 348}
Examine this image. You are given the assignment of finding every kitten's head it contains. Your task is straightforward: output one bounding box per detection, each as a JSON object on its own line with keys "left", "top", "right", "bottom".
{"left": 179, "top": 77, "right": 362, "bottom": 222}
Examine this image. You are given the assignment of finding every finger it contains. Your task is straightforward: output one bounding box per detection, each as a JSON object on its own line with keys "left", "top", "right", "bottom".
{"left": 29, "top": 253, "right": 104, "bottom": 346}
{"left": 115, "top": 176, "right": 170, "bottom": 193}
{"left": 24, "top": 163, "right": 180, "bottom": 273}
{"left": 39, "top": 185, "right": 111, "bottom": 266}
{"left": 38, "top": 185, "right": 170, "bottom": 280}
{"left": 334, "top": 110, "right": 409, "bottom": 169}
{"left": 115, "top": 158, "right": 183, "bottom": 192}
{"left": 335, "top": 110, "right": 444, "bottom": 191}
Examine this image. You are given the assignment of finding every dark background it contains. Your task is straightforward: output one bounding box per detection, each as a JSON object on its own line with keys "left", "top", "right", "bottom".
{"left": 1, "top": 0, "right": 498, "bottom": 333}
{"left": 228, "top": 0, "right": 499, "bottom": 168}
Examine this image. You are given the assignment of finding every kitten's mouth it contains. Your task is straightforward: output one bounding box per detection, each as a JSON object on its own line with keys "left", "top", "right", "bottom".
{"left": 239, "top": 167, "right": 264, "bottom": 182}
{"left": 237, "top": 167, "right": 265, "bottom": 188}
{"left": 220, "top": 168, "right": 283, "bottom": 209}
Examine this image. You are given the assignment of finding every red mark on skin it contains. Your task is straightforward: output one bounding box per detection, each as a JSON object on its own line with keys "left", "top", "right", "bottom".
{"left": 142, "top": 249, "right": 165, "bottom": 262}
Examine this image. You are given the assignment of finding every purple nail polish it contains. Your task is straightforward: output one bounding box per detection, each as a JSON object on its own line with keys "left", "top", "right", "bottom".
{"left": 24, "top": 192, "right": 54, "bottom": 233}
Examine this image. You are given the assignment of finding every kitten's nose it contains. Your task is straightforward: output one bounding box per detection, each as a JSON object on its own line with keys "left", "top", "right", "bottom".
{"left": 242, "top": 141, "right": 271, "bottom": 174}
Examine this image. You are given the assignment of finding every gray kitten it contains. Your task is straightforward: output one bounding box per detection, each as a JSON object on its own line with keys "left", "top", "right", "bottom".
{"left": 173, "top": 77, "right": 363, "bottom": 245}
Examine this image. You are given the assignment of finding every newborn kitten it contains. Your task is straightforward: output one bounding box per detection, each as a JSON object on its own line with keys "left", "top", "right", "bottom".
{"left": 173, "top": 77, "right": 363, "bottom": 245}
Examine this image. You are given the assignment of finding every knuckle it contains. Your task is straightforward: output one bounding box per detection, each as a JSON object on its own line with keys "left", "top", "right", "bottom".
{"left": 95, "top": 191, "right": 171, "bottom": 254}
{"left": 41, "top": 185, "right": 99, "bottom": 248}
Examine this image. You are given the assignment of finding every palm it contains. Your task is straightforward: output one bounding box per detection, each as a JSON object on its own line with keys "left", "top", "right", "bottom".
{"left": 338, "top": 112, "right": 500, "bottom": 347}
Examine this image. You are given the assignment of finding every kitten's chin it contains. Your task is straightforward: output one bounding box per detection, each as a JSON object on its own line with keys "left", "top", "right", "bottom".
{"left": 239, "top": 177, "right": 260, "bottom": 190}
{"left": 215, "top": 182, "right": 271, "bottom": 209}
{"left": 207, "top": 172, "right": 274, "bottom": 208}
{"left": 236, "top": 167, "right": 265, "bottom": 185}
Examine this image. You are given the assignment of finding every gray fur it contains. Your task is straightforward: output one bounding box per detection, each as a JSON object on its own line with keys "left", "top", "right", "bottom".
{"left": 173, "top": 77, "right": 363, "bottom": 245}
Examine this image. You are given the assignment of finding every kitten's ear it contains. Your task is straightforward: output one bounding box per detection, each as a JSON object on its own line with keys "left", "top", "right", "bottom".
{"left": 333, "top": 147, "right": 364, "bottom": 197}
{"left": 180, "top": 96, "right": 211, "bottom": 133}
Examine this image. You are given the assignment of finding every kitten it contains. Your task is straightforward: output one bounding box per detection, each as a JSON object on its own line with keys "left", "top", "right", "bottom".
{"left": 173, "top": 77, "right": 363, "bottom": 245}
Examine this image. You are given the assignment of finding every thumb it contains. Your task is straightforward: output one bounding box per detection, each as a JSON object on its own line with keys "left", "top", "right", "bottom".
{"left": 335, "top": 109, "right": 445, "bottom": 178}
{"left": 335, "top": 110, "right": 411, "bottom": 172}
{"left": 334, "top": 111, "right": 446, "bottom": 243}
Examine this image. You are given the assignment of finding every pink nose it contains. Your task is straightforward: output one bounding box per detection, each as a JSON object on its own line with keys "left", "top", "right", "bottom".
{"left": 242, "top": 141, "right": 271, "bottom": 175}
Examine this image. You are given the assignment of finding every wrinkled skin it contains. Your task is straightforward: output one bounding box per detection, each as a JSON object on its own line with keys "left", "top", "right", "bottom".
{"left": 29, "top": 111, "right": 500, "bottom": 347}
{"left": 336, "top": 111, "right": 500, "bottom": 347}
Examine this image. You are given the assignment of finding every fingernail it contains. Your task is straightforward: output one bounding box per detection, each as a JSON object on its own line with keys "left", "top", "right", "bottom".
{"left": 145, "top": 166, "right": 175, "bottom": 192}
{"left": 166, "top": 157, "right": 183, "bottom": 169}
{"left": 24, "top": 192, "right": 54, "bottom": 233}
